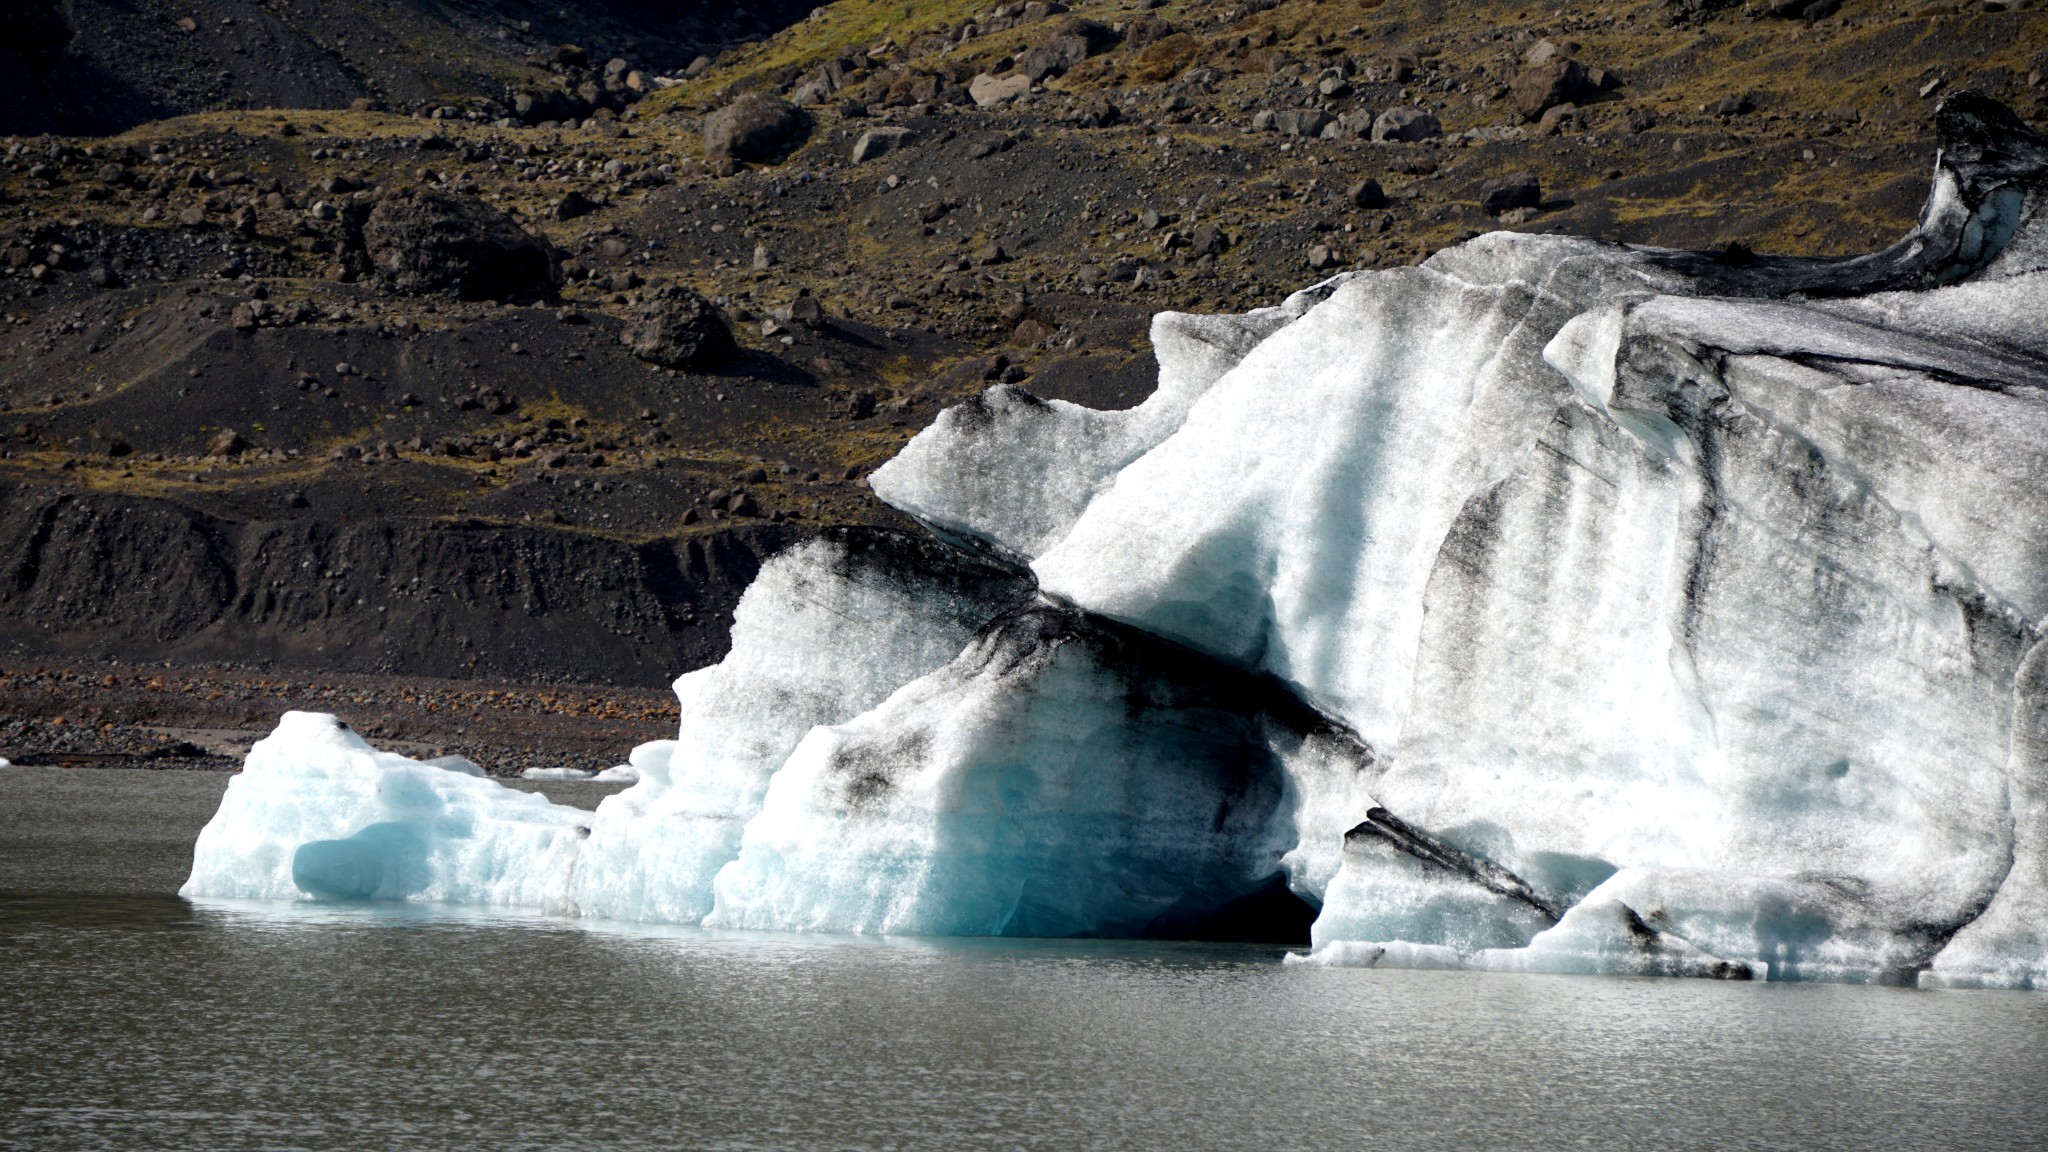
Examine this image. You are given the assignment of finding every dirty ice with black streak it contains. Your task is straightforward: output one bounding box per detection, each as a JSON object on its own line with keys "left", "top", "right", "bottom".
{"left": 184, "top": 93, "right": 2048, "bottom": 989}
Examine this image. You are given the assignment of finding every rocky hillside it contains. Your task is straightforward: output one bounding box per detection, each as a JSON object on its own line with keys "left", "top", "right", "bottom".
{"left": 0, "top": 0, "right": 2042, "bottom": 688}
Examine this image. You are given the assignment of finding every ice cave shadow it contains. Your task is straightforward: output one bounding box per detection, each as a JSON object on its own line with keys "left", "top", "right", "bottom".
{"left": 1139, "top": 874, "right": 1318, "bottom": 946}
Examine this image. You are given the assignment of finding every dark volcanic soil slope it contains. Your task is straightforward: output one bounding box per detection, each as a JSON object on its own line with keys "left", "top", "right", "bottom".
{"left": 0, "top": 0, "right": 821, "bottom": 138}
{"left": 0, "top": 0, "right": 2042, "bottom": 690}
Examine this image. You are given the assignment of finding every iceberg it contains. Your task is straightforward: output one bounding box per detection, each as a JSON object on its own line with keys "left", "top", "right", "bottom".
{"left": 184, "top": 94, "right": 2048, "bottom": 987}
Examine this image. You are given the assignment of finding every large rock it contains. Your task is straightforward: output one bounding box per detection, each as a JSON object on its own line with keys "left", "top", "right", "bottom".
{"left": 360, "top": 189, "right": 558, "bottom": 300}
{"left": 703, "top": 94, "right": 806, "bottom": 164}
{"left": 1479, "top": 171, "right": 1542, "bottom": 216}
{"left": 1370, "top": 106, "right": 1442, "bottom": 142}
{"left": 620, "top": 285, "right": 736, "bottom": 371}
{"left": 1511, "top": 60, "right": 1593, "bottom": 120}
{"left": 851, "top": 126, "right": 918, "bottom": 164}
{"left": 1273, "top": 108, "right": 1333, "bottom": 138}
{"left": 970, "top": 72, "right": 1033, "bottom": 107}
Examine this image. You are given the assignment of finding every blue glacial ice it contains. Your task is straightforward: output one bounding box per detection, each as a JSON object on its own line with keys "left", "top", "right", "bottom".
{"left": 185, "top": 93, "right": 2048, "bottom": 987}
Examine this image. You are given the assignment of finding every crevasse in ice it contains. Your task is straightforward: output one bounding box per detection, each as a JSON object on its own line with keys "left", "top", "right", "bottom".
{"left": 184, "top": 93, "right": 2048, "bottom": 988}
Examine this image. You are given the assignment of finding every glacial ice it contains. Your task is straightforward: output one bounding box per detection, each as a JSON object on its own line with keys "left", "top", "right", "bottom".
{"left": 183, "top": 94, "right": 2048, "bottom": 988}
{"left": 183, "top": 711, "right": 589, "bottom": 909}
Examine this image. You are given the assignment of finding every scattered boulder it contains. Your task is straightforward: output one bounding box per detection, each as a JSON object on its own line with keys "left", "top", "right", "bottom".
{"left": 1068, "top": 94, "right": 1122, "bottom": 127}
{"left": 1480, "top": 171, "right": 1543, "bottom": 216}
{"left": 620, "top": 285, "right": 735, "bottom": 371}
{"left": 852, "top": 126, "right": 918, "bottom": 163}
{"left": 1356, "top": 51, "right": 1417, "bottom": 83}
{"left": 1348, "top": 178, "right": 1388, "bottom": 209}
{"left": 1012, "top": 318, "right": 1057, "bottom": 345}
{"left": 789, "top": 296, "right": 827, "bottom": 329}
{"left": 1273, "top": 108, "right": 1333, "bottom": 138}
{"left": 360, "top": 189, "right": 558, "bottom": 300}
{"left": 1371, "top": 106, "right": 1441, "bottom": 142}
{"left": 1187, "top": 223, "right": 1229, "bottom": 257}
{"left": 1017, "top": 21, "right": 1115, "bottom": 81}
{"left": 1321, "top": 109, "right": 1376, "bottom": 139}
{"left": 1524, "top": 38, "right": 1579, "bottom": 68}
{"left": 971, "top": 72, "right": 1033, "bottom": 107}
{"left": 1018, "top": 38, "right": 1086, "bottom": 82}
{"left": 1538, "top": 103, "right": 1584, "bottom": 135}
{"left": 703, "top": 94, "right": 806, "bottom": 165}
{"left": 206, "top": 429, "right": 248, "bottom": 457}
{"left": 230, "top": 299, "right": 272, "bottom": 330}
{"left": 554, "top": 190, "right": 600, "bottom": 221}
{"left": 1512, "top": 59, "right": 1594, "bottom": 120}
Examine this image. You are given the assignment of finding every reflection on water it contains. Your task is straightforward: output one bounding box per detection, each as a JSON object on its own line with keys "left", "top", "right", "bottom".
{"left": 6, "top": 891, "right": 2048, "bottom": 1152}
{"left": 6, "top": 768, "right": 2048, "bottom": 1151}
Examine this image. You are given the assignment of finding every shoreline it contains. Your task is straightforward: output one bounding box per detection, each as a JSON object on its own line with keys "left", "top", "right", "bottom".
{"left": 0, "top": 658, "right": 678, "bottom": 774}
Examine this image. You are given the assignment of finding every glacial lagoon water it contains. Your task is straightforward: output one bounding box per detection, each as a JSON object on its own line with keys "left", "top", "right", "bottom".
{"left": 6, "top": 768, "right": 2048, "bottom": 1152}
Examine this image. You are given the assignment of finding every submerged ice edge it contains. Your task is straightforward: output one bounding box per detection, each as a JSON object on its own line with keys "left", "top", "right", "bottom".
{"left": 184, "top": 93, "right": 2048, "bottom": 990}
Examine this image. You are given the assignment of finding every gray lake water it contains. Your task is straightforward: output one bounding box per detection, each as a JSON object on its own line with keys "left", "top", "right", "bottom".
{"left": 6, "top": 767, "right": 2048, "bottom": 1152}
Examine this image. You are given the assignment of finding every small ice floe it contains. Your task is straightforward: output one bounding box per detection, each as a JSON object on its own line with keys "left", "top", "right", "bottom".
{"left": 521, "top": 767, "right": 594, "bottom": 781}
{"left": 592, "top": 764, "right": 640, "bottom": 783}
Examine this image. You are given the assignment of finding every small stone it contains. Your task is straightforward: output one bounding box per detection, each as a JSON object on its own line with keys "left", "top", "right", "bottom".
{"left": 753, "top": 244, "right": 776, "bottom": 271}
{"left": 1306, "top": 244, "right": 1338, "bottom": 271}
{"left": 851, "top": 126, "right": 918, "bottom": 164}
{"left": 177, "top": 206, "right": 206, "bottom": 228}
{"left": 207, "top": 429, "right": 249, "bottom": 457}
